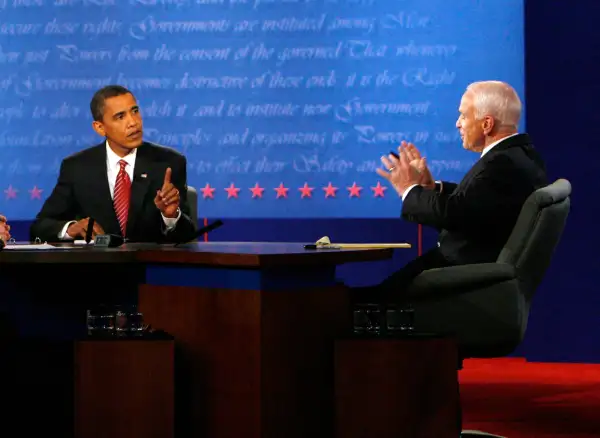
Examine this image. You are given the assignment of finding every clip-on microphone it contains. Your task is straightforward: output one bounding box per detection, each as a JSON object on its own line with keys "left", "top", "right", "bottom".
{"left": 174, "top": 220, "right": 224, "bottom": 247}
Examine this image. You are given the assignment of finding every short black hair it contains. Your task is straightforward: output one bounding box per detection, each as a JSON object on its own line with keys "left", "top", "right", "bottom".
{"left": 90, "top": 85, "right": 133, "bottom": 121}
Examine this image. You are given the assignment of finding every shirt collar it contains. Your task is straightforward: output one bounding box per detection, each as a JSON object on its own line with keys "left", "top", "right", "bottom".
{"left": 481, "top": 133, "right": 519, "bottom": 157}
{"left": 106, "top": 140, "right": 137, "bottom": 169}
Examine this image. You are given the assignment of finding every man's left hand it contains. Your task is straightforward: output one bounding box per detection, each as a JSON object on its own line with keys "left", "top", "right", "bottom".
{"left": 154, "top": 167, "right": 180, "bottom": 218}
{"left": 376, "top": 147, "right": 422, "bottom": 197}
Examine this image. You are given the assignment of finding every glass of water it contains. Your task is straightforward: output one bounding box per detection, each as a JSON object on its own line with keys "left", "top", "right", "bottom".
{"left": 386, "top": 304, "right": 415, "bottom": 335}
{"left": 353, "top": 303, "right": 384, "bottom": 336}
{"left": 114, "top": 305, "right": 144, "bottom": 337}
{"left": 87, "top": 305, "right": 115, "bottom": 338}
{"left": 128, "top": 305, "right": 144, "bottom": 337}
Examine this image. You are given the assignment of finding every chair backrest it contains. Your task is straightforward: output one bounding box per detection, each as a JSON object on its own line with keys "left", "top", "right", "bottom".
{"left": 186, "top": 185, "right": 199, "bottom": 230}
{"left": 497, "top": 179, "right": 571, "bottom": 299}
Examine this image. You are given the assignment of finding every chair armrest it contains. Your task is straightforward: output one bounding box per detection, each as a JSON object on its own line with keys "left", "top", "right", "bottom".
{"left": 406, "top": 263, "right": 516, "bottom": 301}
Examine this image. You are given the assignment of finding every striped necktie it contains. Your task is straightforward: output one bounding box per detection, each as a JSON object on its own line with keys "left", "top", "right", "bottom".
{"left": 113, "top": 159, "right": 131, "bottom": 237}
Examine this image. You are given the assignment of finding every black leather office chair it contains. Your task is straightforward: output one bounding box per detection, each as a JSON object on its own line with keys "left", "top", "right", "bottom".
{"left": 405, "top": 179, "right": 571, "bottom": 437}
{"left": 186, "top": 185, "right": 199, "bottom": 231}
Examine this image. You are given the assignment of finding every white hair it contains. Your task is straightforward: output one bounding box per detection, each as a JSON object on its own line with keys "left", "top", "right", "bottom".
{"left": 465, "top": 81, "right": 522, "bottom": 127}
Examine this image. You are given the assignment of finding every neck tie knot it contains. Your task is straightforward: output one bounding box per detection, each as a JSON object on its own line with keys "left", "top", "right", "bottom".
{"left": 119, "top": 159, "right": 127, "bottom": 171}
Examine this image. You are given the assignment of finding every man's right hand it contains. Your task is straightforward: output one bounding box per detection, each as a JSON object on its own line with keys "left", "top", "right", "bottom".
{"left": 401, "top": 141, "right": 435, "bottom": 189}
{"left": 0, "top": 215, "right": 11, "bottom": 242}
{"left": 67, "top": 218, "right": 104, "bottom": 239}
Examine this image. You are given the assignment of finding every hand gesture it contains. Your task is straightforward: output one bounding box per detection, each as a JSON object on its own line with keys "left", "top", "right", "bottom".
{"left": 67, "top": 217, "right": 104, "bottom": 240}
{"left": 376, "top": 146, "right": 422, "bottom": 198}
{"left": 154, "top": 167, "right": 180, "bottom": 218}
{"left": 0, "top": 215, "right": 11, "bottom": 242}
{"left": 397, "top": 142, "right": 434, "bottom": 189}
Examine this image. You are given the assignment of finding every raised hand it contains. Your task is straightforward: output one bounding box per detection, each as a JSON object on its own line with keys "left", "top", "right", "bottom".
{"left": 154, "top": 167, "right": 180, "bottom": 218}
{"left": 376, "top": 146, "right": 422, "bottom": 198}
{"left": 401, "top": 141, "right": 435, "bottom": 189}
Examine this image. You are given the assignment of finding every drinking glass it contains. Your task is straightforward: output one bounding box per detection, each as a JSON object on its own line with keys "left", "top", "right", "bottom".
{"left": 115, "top": 305, "right": 144, "bottom": 337}
{"left": 386, "top": 304, "right": 415, "bottom": 334}
{"left": 353, "top": 303, "right": 383, "bottom": 336}
{"left": 87, "top": 305, "right": 115, "bottom": 338}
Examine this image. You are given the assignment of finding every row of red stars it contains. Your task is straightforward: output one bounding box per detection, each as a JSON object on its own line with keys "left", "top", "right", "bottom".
{"left": 3, "top": 185, "right": 43, "bottom": 200}
{"left": 202, "top": 182, "right": 388, "bottom": 199}
{"left": 1, "top": 182, "right": 390, "bottom": 201}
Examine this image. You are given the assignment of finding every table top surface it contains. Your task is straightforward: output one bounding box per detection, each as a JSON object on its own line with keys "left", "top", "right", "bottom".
{"left": 0, "top": 241, "right": 406, "bottom": 267}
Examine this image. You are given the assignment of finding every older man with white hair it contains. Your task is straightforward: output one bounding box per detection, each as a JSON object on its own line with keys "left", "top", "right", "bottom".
{"left": 355, "top": 81, "right": 548, "bottom": 302}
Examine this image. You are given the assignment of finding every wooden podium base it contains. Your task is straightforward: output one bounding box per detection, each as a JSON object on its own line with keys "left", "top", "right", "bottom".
{"left": 334, "top": 335, "right": 460, "bottom": 438}
{"left": 74, "top": 338, "right": 175, "bottom": 438}
{"left": 1, "top": 337, "right": 174, "bottom": 438}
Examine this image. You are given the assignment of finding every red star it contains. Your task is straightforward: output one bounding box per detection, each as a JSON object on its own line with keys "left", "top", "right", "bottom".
{"left": 347, "top": 182, "right": 362, "bottom": 198}
{"left": 323, "top": 182, "right": 338, "bottom": 198}
{"left": 249, "top": 183, "right": 264, "bottom": 198}
{"left": 201, "top": 183, "right": 215, "bottom": 199}
{"left": 298, "top": 182, "right": 314, "bottom": 198}
{"left": 224, "top": 183, "right": 240, "bottom": 199}
{"left": 371, "top": 182, "right": 387, "bottom": 197}
{"left": 4, "top": 185, "right": 17, "bottom": 200}
{"left": 274, "top": 183, "right": 289, "bottom": 199}
{"left": 29, "top": 186, "right": 43, "bottom": 200}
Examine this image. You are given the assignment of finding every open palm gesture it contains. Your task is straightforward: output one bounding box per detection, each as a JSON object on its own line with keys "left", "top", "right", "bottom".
{"left": 402, "top": 142, "right": 435, "bottom": 189}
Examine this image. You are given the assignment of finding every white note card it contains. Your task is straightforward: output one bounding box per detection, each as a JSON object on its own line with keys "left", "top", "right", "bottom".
{"left": 3, "top": 243, "right": 59, "bottom": 250}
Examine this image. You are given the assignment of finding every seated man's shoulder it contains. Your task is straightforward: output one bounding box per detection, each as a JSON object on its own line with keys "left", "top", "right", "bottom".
{"left": 143, "top": 142, "right": 186, "bottom": 161}
{"left": 61, "top": 143, "right": 105, "bottom": 166}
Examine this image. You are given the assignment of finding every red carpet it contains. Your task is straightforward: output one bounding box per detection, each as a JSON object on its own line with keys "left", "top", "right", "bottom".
{"left": 460, "top": 358, "right": 600, "bottom": 437}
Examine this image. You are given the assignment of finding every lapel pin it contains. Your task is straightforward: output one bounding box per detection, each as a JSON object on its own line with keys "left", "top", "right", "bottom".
{"left": 140, "top": 173, "right": 148, "bottom": 178}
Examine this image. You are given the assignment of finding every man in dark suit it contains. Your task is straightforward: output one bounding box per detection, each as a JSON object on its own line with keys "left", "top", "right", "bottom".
{"left": 30, "top": 85, "right": 197, "bottom": 244}
{"left": 356, "top": 80, "right": 548, "bottom": 302}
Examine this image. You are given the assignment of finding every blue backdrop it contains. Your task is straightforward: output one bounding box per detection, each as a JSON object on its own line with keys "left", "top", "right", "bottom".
{"left": 0, "top": 0, "right": 523, "bottom": 218}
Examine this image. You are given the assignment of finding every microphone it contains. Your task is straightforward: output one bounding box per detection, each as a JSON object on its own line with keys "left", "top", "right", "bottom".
{"left": 174, "top": 219, "right": 224, "bottom": 247}
{"left": 93, "top": 220, "right": 224, "bottom": 248}
{"left": 95, "top": 234, "right": 125, "bottom": 248}
{"left": 85, "top": 218, "right": 95, "bottom": 244}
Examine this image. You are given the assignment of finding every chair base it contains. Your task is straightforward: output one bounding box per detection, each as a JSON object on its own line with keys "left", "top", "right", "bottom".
{"left": 461, "top": 430, "right": 506, "bottom": 438}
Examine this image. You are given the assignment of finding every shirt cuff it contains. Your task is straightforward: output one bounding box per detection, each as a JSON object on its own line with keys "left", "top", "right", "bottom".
{"left": 162, "top": 208, "right": 181, "bottom": 232}
{"left": 401, "top": 184, "right": 419, "bottom": 201}
{"left": 58, "top": 221, "right": 77, "bottom": 240}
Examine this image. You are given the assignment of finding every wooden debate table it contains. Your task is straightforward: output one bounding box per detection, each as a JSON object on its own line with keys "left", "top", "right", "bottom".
{"left": 0, "top": 241, "right": 398, "bottom": 438}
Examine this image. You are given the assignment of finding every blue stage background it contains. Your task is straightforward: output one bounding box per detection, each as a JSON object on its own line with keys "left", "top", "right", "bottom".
{"left": 0, "top": 0, "right": 523, "bottom": 218}
{"left": 1, "top": 0, "right": 598, "bottom": 364}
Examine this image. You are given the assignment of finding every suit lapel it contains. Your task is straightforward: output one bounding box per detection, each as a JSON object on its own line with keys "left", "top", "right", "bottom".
{"left": 127, "top": 143, "right": 152, "bottom": 235}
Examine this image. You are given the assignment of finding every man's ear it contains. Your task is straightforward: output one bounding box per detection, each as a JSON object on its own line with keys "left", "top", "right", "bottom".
{"left": 92, "top": 120, "right": 105, "bottom": 137}
{"left": 482, "top": 115, "right": 495, "bottom": 135}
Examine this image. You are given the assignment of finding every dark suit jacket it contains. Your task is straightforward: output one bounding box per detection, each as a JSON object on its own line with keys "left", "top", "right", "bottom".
{"left": 402, "top": 133, "right": 548, "bottom": 265}
{"left": 30, "top": 141, "right": 197, "bottom": 244}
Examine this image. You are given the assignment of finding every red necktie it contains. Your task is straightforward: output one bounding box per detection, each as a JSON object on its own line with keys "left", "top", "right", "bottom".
{"left": 113, "top": 159, "right": 131, "bottom": 237}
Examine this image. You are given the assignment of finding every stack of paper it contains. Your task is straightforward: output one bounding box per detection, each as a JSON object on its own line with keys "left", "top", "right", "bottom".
{"left": 314, "top": 236, "right": 411, "bottom": 249}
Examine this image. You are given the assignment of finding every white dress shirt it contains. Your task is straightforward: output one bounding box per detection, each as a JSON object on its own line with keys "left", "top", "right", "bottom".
{"left": 59, "top": 141, "right": 181, "bottom": 239}
{"left": 401, "top": 133, "right": 519, "bottom": 201}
